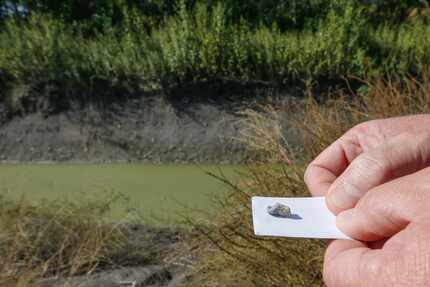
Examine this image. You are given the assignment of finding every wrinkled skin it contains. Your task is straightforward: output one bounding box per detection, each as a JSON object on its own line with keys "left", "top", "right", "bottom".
{"left": 305, "top": 115, "right": 430, "bottom": 287}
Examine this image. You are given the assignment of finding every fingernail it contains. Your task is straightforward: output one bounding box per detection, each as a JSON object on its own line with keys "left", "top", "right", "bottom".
{"left": 336, "top": 209, "right": 354, "bottom": 229}
{"left": 327, "top": 181, "right": 360, "bottom": 212}
{"left": 336, "top": 209, "right": 355, "bottom": 233}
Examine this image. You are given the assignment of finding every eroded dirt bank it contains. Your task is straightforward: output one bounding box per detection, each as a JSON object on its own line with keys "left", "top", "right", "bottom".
{"left": 0, "top": 76, "right": 304, "bottom": 164}
{"left": 0, "top": 95, "right": 249, "bottom": 164}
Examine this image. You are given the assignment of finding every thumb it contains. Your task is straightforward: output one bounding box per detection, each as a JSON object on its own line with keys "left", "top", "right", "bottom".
{"left": 326, "top": 132, "right": 430, "bottom": 214}
{"left": 324, "top": 240, "right": 382, "bottom": 287}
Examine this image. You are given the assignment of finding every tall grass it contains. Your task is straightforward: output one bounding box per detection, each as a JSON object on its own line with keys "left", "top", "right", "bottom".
{"left": 0, "top": 1, "right": 429, "bottom": 109}
{"left": 187, "top": 74, "right": 430, "bottom": 286}
{"left": 0, "top": 190, "right": 140, "bottom": 286}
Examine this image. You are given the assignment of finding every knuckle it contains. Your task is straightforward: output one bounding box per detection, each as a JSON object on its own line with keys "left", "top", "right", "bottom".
{"left": 356, "top": 188, "right": 384, "bottom": 212}
{"left": 350, "top": 120, "right": 377, "bottom": 136}
{"left": 357, "top": 191, "right": 399, "bottom": 237}
{"left": 353, "top": 152, "right": 390, "bottom": 178}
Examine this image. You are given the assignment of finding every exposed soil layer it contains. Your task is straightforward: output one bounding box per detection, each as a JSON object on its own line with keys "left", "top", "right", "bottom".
{"left": 0, "top": 74, "right": 314, "bottom": 164}
{"left": 0, "top": 95, "right": 251, "bottom": 164}
{"left": 0, "top": 76, "right": 307, "bottom": 164}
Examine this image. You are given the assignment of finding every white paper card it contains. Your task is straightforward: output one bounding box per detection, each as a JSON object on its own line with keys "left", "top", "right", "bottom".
{"left": 252, "top": 196, "right": 350, "bottom": 239}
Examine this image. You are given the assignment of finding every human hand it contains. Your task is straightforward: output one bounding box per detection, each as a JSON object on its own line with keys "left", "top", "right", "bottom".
{"left": 304, "top": 115, "right": 430, "bottom": 214}
{"left": 304, "top": 115, "right": 430, "bottom": 286}
{"left": 323, "top": 168, "right": 430, "bottom": 286}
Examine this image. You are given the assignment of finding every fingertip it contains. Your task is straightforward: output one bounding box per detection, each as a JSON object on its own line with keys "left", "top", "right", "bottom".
{"left": 325, "top": 193, "right": 344, "bottom": 215}
{"left": 336, "top": 209, "right": 355, "bottom": 233}
{"left": 303, "top": 164, "right": 313, "bottom": 186}
{"left": 326, "top": 180, "right": 360, "bottom": 214}
{"left": 304, "top": 164, "right": 333, "bottom": 197}
{"left": 336, "top": 209, "right": 382, "bottom": 242}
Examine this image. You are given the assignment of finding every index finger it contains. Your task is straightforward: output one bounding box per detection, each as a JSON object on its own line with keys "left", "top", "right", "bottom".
{"left": 304, "top": 115, "right": 430, "bottom": 197}
{"left": 305, "top": 134, "right": 363, "bottom": 196}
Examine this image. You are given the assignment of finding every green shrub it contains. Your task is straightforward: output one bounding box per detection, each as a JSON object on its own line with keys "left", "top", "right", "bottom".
{"left": 0, "top": 0, "right": 429, "bottom": 107}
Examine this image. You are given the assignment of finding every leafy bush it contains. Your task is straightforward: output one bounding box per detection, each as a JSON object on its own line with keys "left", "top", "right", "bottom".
{"left": 0, "top": 0, "right": 429, "bottom": 110}
{"left": 2, "top": 1, "right": 427, "bottom": 28}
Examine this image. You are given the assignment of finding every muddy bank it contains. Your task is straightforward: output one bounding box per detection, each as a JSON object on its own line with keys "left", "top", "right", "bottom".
{"left": 0, "top": 94, "right": 251, "bottom": 164}
{"left": 0, "top": 75, "right": 306, "bottom": 164}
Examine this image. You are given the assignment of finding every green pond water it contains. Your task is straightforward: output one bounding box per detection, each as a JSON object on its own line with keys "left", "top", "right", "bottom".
{"left": 0, "top": 164, "right": 240, "bottom": 225}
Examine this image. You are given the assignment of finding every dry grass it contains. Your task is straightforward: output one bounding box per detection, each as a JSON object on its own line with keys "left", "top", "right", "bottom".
{"left": 0, "top": 191, "right": 129, "bottom": 287}
{"left": 187, "top": 74, "right": 430, "bottom": 286}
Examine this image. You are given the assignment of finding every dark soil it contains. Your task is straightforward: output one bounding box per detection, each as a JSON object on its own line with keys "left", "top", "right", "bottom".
{"left": 0, "top": 95, "right": 249, "bottom": 164}
{"left": 0, "top": 78, "right": 303, "bottom": 164}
